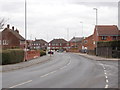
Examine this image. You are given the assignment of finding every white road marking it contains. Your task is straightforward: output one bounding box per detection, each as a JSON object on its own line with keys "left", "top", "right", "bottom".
{"left": 40, "top": 73, "right": 51, "bottom": 77}
{"left": 106, "top": 79, "right": 109, "bottom": 83}
{"left": 41, "top": 59, "right": 71, "bottom": 77}
{"left": 60, "top": 66, "right": 67, "bottom": 70}
{"left": 105, "top": 76, "right": 108, "bottom": 79}
{"left": 99, "top": 62, "right": 109, "bottom": 88}
{"left": 103, "top": 67, "right": 106, "bottom": 70}
{"left": 9, "top": 59, "right": 72, "bottom": 88}
{"left": 9, "top": 80, "right": 32, "bottom": 88}
{"left": 105, "top": 84, "right": 108, "bottom": 88}
{"left": 67, "top": 61, "right": 71, "bottom": 66}
{"left": 104, "top": 70, "right": 107, "bottom": 73}
{"left": 104, "top": 72, "right": 107, "bottom": 75}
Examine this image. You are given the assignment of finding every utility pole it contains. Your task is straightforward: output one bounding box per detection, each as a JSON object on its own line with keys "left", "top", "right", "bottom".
{"left": 25, "top": 0, "right": 27, "bottom": 61}
{"left": 93, "top": 8, "right": 98, "bottom": 56}
{"left": 80, "top": 22, "right": 83, "bottom": 38}
{"left": 80, "top": 21, "right": 84, "bottom": 52}
{"left": 67, "top": 28, "right": 69, "bottom": 50}
{"left": 67, "top": 28, "right": 69, "bottom": 41}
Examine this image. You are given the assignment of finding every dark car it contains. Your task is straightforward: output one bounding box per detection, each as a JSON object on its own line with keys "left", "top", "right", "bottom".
{"left": 48, "top": 51, "right": 54, "bottom": 54}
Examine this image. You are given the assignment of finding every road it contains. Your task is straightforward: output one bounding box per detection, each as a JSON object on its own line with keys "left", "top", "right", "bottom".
{"left": 2, "top": 52, "right": 118, "bottom": 88}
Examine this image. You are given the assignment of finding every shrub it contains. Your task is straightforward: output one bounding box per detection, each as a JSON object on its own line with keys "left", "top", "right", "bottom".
{"left": 97, "top": 41, "right": 120, "bottom": 47}
{"left": 40, "top": 50, "right": 46, "bottom": 56}
{"left": 1, "top": 49, "right": 24, "bottom": 65}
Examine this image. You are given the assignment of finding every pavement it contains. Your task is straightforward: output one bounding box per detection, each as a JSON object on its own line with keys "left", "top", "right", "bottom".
{"left": 76, "top": 53, "right": 120, "bottom": 61}
{"left": 2, "top": 52, "right": 118, "bottom": 88}
{"left": 0, "top": 55, "right": 51, "bottom": 72}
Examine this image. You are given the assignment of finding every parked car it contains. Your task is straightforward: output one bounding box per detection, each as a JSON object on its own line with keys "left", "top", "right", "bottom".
{"left": 48, "top": 51, "right": 54, "bottom": 54}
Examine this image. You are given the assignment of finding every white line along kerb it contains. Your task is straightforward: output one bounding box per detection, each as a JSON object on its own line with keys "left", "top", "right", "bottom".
{"left": 9, "top": 80, "right": 32, "bottom": 88}
{"left": 106, "top": 79, "right": 109, "bottom": 83}
{"left": 105, "top": 84, "right": 108, "bottom": 88}
{"left": 105, "top": 76, "right": 108, "bottom": 79}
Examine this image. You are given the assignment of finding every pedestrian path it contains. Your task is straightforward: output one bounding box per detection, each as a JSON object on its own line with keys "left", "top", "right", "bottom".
{"left": 1, "top": 55, "right": 51, "bottom": 72}
{"left": 75, "top": 53, "right": 120, "bottom": 61}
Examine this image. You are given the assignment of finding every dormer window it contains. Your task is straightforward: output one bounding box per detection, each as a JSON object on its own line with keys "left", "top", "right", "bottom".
{"left": 101, "top": 36, "right": 107, "bottom": 40}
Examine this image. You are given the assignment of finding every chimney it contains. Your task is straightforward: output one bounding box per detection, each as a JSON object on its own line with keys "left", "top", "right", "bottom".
{"left": 7, "top": 24, "right": 10, "bottom": 29}
{"left": 12, "top": 26, "right": 14, "bottom": 31}
{"left": 15, "top": 29, "right": 19, "bottom": 33}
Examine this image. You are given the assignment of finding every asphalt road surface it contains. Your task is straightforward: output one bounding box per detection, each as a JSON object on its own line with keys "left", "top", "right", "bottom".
{"left": 2, "top": 52, "right": 118, "bottom": 88}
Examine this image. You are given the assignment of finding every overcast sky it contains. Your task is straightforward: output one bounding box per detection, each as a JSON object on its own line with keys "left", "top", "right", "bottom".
{"left": 0, "top": 0, "right": 119, "bottom": 42}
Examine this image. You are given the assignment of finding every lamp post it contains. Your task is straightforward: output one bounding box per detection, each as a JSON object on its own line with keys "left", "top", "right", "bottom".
{"left": 93, "top": 8, "right": 98, "bottom": 25}
{"left": 25, "top": 0, "right": 27, "bottom": 61}
{"left": 80, "top": 22, "right": 83, "bottom": 38}
{"left": 93, "top": 8, "right": 98, "bottom": 56}
{"left": 80, "top": 21, "right": 84, "bottom": 52}
{"left": 67, "top": 28, "right": 69, "bottom": 50}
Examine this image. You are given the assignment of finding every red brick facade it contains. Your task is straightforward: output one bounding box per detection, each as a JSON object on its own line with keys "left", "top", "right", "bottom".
{"left": 48, "top": 39, "right": 69, "bottom": 50}
{"left": 82, "top": 25, "right": 120, "bottom": 53}
{"left": 0, "top": 25, "right": 25, "bottom": 49}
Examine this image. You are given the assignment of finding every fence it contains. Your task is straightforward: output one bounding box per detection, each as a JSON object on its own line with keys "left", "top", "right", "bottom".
{"left": 97, "top": 41, "right": 120, "bottom": 58}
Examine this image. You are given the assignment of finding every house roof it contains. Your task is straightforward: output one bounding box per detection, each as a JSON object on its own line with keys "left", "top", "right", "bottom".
{"left": 70, "top": 37, "right": 83, "bottom": 42}
{"left": 95, "top": 25, "right": 120, "bottom": 36}
{"left": 49, "top": 39, "right": 67, "bottom": 44}
{"left": 3, "top": 28, "right": 25, "bottom": 40}
{"left": 34, "top": 39, "right": 48, "bottom": 44}
{"left": 84, "top": 35, "right": 93, "bottom": 40}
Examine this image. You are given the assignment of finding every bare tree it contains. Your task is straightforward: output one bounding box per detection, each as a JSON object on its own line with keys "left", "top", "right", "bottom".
{"left": 0, "top": 18, "right": 8, "bottom": 29}
{"left": 0, "top": 18, "right": 5, "bottom": 29}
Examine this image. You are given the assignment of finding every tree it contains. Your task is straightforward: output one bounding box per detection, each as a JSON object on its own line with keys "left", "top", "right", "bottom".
{"left": 0, "top": 18, "right": 8, "bottom": 29}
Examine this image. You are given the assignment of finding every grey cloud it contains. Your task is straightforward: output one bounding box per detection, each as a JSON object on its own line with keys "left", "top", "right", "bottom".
{"left": 0, "top": 1, "right": 24, "bottom": 13}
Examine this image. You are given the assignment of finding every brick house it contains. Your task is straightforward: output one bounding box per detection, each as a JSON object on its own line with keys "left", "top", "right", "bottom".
{"left": 93, "top": 25, "right": 120, "bottom": 49}
{"left": 82, "top": 25, "right": 120, "bottom": 54}
{"left": 68, "top": 37, "right": 83, "bottom": 52}
{"left": 69, "top": 37, "right": 83, "bottom": 48}
{"left": 0, "top": 24, "right": 25, "bottom": 49}
{"left": 48, "top": 39, "right": 69, "bottom": 50}
{"left": 31, "top": 39, "right": 48, "bottom": 50}
{"left": 26, "top": 40, "right": 33, "bottom": 50}
{"left": 83, "top": 35, "right": 94, "bottom": 50}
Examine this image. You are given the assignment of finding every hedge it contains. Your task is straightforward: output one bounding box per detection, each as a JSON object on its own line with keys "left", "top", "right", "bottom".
{"left": 97, "top": 41, "right": 120, "bottom": 47}
{"left": 1, "top": 49, "right": 24, "bottom": 65}
{"left": 40, "top": 50, "right": 46, "bottom": 56}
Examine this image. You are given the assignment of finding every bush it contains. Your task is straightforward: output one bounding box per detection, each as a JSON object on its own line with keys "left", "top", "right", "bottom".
{"left": 97, "top": 41, "right": 120, "bottom": 47}
{"left": 1, "top": 49, "right": 24, "bottom": 65}
{"left": 40, "top": 50, "right": 46, "bottom": 56}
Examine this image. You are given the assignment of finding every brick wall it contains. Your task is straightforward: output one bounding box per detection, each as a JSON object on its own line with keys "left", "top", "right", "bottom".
{"left": 25, "top": 50, "right": 40, "bottom": 60}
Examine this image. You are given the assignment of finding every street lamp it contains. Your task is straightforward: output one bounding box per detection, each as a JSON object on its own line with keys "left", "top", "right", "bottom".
{"left": 25, "top": 0, "right": 27, "bottom": 61}
{"left": 80, "top": 22, "right": 83, "bottom": 38}
{"left": 93, "top": 8, "right": 98, "bottom": 25}
{"left": 80, "top": 21, "right": 84, "bottom": 52}
{"left": 93, "top": 8, "right": 98, "bottom": 56}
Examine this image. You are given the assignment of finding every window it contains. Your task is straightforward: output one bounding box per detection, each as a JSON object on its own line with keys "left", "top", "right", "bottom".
{"left": 0, "top": 40, "right": 1, "bottom": 45}
{"left": 52, "top": 44, "right": 55, "bottom": 46}
{"left": 3, "top": 40, "right": 8, "bottom": 45}
{"left": 20, "top": 41, "right": 25, "bottom": 45}
{"left": 113, "top": 36, "right": 117, "bottom": 40}
{"left": 101, "top": 36, "right": 107, "bottom": 40}
{"left": 84, "top": 40, "right": 87, "bottom": 44}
